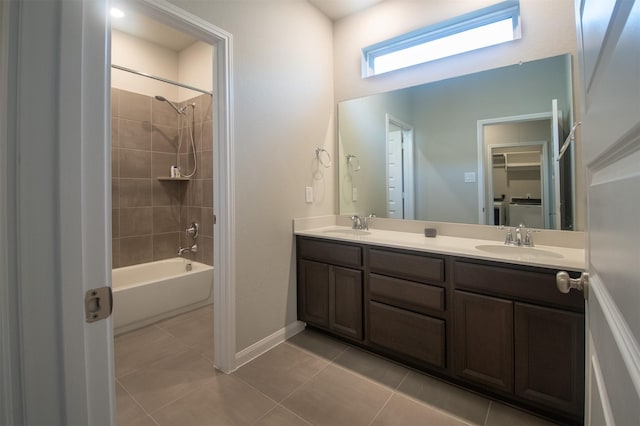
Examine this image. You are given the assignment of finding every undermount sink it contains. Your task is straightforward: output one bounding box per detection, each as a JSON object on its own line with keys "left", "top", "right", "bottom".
{"left": 322, "top": 228, "right": 371, "bottom": 236}
{"left": 475, "top": 244, "right": 564, "bottom": 259}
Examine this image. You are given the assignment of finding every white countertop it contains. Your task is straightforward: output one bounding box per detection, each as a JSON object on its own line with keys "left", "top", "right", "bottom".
{"left": 295, "top": 225, "right": 584, "bottom": 271}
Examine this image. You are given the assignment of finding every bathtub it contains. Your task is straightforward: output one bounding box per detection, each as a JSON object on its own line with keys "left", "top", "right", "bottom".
{"left": 112, "top": 257, "right": 213, "bottom": 335}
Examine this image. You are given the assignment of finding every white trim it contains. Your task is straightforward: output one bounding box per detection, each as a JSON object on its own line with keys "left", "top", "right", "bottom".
{"left": 589, "top": 338, "right": 615, "bottom": 425}
{"left": 131, "top": 0, "right": 237, "bottom": 373}
{"left": 0, "top": 0, "right": 21, "bottom": 423}
{"left": 234, "top": 321, "right": 307, "bottom": 370}
{"left": 589, "top": 274, "right": 640, "bottom": 397}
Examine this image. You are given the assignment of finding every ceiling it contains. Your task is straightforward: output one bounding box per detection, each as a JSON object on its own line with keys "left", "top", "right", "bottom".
{"left": 111, "top": 0, "right": 386, "bottom": 52}
{"left": 307, "top": 0, "right": 386, "bottom": 21}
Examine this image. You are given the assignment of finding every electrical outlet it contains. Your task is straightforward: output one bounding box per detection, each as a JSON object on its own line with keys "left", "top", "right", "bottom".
{"left": 352, "top": 187, "right": 358, "bottom": 201}
{"left": 305, "top": 186, "right": 313, "bottom": 203}
{"left": 464, "top": 172, "right": 476, "bottom": 183}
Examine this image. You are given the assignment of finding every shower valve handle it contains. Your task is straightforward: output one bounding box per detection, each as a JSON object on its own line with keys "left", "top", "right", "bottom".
{"left": 186, "top": 222, "right": 199, "bottom": 239}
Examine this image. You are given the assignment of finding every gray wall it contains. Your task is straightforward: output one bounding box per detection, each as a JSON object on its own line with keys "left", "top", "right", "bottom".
{"left": 339, "top": 90, "right": 412, "bottom": 217}
{"left": 410, "top": 55, "right": 571, "bottom": 223}
{"left": 170, "top": 0, "right": 335, "bottom": 351}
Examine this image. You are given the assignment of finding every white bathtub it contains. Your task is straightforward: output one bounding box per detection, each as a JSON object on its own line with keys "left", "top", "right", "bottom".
{"left": 112, "top": 257, "right": 213, "bottom": 335}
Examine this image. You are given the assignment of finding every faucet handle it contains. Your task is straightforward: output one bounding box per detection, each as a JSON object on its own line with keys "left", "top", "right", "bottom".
{"left": 504, "top": 228, "right": 514, "bottom": 245}
{"left": 350, "top": 215, "right": 361, "bottom": 229}
{"left": 524, "top": 230, "right": 533, "bottom": 246}
{"left": 363, "top": 213, "right": 376, "bottom": 230}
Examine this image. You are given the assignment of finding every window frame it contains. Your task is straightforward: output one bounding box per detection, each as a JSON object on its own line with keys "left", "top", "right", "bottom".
{"left": 361, "top": 0, "right": 522, "bottom": 78}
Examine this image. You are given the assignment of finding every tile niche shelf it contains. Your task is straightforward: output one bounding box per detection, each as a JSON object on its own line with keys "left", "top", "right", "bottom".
{"left": 156, "top": 177, "right": 190, "bottom": 181}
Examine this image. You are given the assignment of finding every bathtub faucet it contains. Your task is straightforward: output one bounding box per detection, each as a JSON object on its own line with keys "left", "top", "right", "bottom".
{"left": 178, "top": 244, "right": 198, "bottom": 256}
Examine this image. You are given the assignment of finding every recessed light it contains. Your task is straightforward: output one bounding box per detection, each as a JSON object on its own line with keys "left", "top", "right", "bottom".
{"left": 110, "top": 7, "right": 125, "bottom": 18}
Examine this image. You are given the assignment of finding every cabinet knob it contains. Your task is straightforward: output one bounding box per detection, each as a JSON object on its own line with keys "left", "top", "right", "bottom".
{"left": 556, "top": 271, "right": 589, "bottom": 299}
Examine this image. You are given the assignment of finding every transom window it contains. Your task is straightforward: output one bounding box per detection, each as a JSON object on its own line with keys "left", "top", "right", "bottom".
{"left": 362, "top": 1, "right": 522, "bottom": 77}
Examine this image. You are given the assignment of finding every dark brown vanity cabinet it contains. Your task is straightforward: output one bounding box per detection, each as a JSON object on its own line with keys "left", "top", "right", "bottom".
{"left": 297, "top": 238, "right": 363, "bottom": 341}
{"left": 296, "top": 236, "right": 585, "bottom": 423}
{"left": 452, "top": 258, "right": 585, "bottom": 422}
{"left": 366, "top": 248, "right": 448, "bottom": 370}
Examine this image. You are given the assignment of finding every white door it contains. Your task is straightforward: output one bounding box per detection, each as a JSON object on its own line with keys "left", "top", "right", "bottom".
{"left": 551, "top": 99, "right": 562, "bottom": 229}
{"left": 576, "top": 0, "right": 640, "bottom": 424}
{"left": 4, "top": 1, "right": 116, "bottom": 424}
{"left": 387, "top": 127, "right": 404, "bottom": 218}
{"left": 386, "top": 114, "right": 415, "bottom": 219}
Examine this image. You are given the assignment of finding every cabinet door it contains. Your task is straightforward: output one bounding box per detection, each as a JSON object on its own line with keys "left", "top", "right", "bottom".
{"left": 514, "top": 302, "right": 584, "bottom": 417}
{"left": 298, "top": 259, "right": 329, "bottom": 327}
{"left": 454, "top": 291, "right": 514, "bottom": 393}
{"left": 330, "top": 266, "right": 363, "bottom": 340}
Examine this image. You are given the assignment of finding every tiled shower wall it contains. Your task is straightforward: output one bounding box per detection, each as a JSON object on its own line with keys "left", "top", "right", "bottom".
{"left": 111, "top": 88, "right": 214, "bottom": 268}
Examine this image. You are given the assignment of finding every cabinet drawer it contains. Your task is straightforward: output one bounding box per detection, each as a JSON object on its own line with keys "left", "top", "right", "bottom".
{"left": 298, "top": 237, "right": 362, "bottom": 268}
{"left": 453, "top": 259, "right": 584, "bottom": 312}
{"left": 369, "top": 249, "right": 444, "bottom": 284}
{"left": 369, "top": 273, "right": 445, "bottom": 315}
{"left": 369, "top": 301, "right": 445, "bottom": 368}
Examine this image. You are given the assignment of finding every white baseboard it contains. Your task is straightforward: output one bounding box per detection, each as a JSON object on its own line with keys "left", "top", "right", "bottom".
{"left": 234, "top": 321, "right": 306, "bottom": 371}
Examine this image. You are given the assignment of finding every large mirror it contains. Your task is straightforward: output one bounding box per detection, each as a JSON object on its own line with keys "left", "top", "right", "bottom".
{"left": 338, "top": 54, "right": 577, "bottom": 230}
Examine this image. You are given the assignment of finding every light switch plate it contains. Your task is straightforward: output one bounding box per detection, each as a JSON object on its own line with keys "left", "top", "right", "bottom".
{"left": 305, "top": 186, "right": 313, "bottom": 203}
{"left": 352, "top": 187, "right": 358, "bottom": 201}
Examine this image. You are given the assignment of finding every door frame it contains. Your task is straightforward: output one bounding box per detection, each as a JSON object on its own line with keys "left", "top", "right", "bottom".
{"left": 385, "top": 114, "right": 415, "bottom": 219}
{"left": 132, "top": 0, "right": 237, "bottom": 374}
{"left": 1, "top": 0, "right": 236, "bottom": 423}
{"left": 477, "top": 111, "right": 556, "bottom": 226}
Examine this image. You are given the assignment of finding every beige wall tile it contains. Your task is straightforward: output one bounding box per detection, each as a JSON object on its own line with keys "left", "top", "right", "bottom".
{"left": 119, "top": 90, "right": 151, "bottom": 122}
{"left": 120, "top": 149, "right": 151, "bottom": 179}
{"left": 151, "top": 124, "right": 179, "bottom": 153}
{"left": 152, "top": 97, "right": 180, "bottom": 128}
{"left": 119, "top": 207, "right": 153, "bottom": 237}
{"left": 119, "top": 179, "right": 152, "bottom": 208}
{"left": 119, "top": 235, "right": 153, "bottom": 267}
{"left": 120, "top": 119, "right": 152, "bottom": 151}
{"left": 152, "top": 232, "right": 179, "bottom": 261}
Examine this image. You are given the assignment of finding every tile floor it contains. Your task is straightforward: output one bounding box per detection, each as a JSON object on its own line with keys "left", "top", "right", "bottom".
{"left": 115, "top": 305, "right": 557, "bottom": 426}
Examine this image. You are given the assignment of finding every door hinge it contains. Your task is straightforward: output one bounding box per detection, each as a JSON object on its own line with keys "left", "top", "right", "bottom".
{"left": 85, "top": 287, "right": 113, "bottom": 323}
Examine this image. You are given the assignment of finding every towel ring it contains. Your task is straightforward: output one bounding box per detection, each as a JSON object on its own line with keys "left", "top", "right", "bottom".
{"left": 346, "top": 154, "right": 360, "bottom": 171}
{"left": 315, "top": 148, "right": 331, "bottom": 168}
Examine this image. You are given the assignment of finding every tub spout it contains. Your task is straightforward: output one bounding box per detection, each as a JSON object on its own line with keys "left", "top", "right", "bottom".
{"left": 178, "top": 244, "right": 198, "bottom": 256}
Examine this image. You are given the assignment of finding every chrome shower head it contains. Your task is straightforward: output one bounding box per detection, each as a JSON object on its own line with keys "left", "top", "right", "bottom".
{"left": 154, "top": 95, "right": 186, "bottom": 115}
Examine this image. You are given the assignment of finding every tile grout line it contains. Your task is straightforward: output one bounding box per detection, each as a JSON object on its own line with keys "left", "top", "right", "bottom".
{"left": 367, "top": 389, "right": 395, "bottom": 426}
{"left": 390, "top": 371, "right": 483, "bottom": 426}
{"left": 483, "top": 400, "right": 493, "bottom": 426}
{"left": 116, "top": 377, "right": 158, "bottom": 425}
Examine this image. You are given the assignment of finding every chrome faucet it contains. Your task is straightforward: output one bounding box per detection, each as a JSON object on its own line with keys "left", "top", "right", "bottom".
{"left": 363, "top": 214, "right": 376, "bottom": 230}
{"left": 351, "top": 214, "right": 376, "bottom": 230}
{"left": 503, "top": 223, "right": 535, "bottom": 247}
{"left": 350, "top": 215, "right": 362, "bottom": 229}
{"left": 178, "top": 244, "right": 198, "bottom": 256}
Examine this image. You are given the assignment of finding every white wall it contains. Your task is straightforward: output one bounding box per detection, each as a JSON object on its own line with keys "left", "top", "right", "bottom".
{"left": 111, "top": 30, "right": 180, "bottom": 100}
{"left": 169, "top": 0, "right": 335, "bottom": 351}
{"left": 333, "top": 0, "right": 578, "bottom": 101}
{"left": 177, "top": 40, "right": 213, "bottom": 101}
{"left": 112, "top": 31, "right": 212, "bottom": 102}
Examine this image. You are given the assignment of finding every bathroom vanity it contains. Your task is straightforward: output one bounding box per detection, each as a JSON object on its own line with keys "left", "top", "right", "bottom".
{"left": 295, "top": 225, "right": 584, "bottom": 424}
